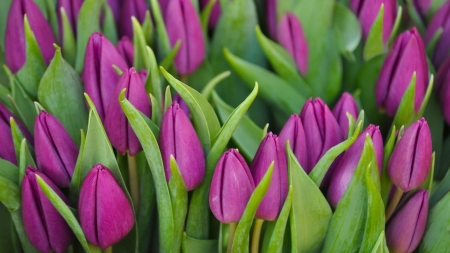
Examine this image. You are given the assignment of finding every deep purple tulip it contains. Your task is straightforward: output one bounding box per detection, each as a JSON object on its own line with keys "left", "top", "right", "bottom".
{"left": 210, "top": 149, "right": 255, "bottom": 223}
{"left": 388, "top": 118, "right": 432, "bottom": 192}
{"left": 437, "top": 57, "right": 450, "bottom": 124}
{"left": 159, "top": 0, "right": 170, "bottom": 18}
{"left": 300, "top": 98, "right": 344, "bottom": 173}
{"left": 119, "top": 0, "right": 149, "bottom": 38}
{"left": 327, "top": 125, "right": 383, "bottom": 208}
{"left": 116, "top": 36, "right": 134, "bottom": 67}
{"left": 425, "top": 1, "right": 450, "bottom": 67}
{"left": 159, "top": 102, "right": 205, "bottom": 190}
{"left": 56, "top": 0, "right": 83, "bottom": 42}
{"left": 22, "top": 167, "right": 74, "bottom": 253}
{"left": 107, "top": 0, "right": 122, "bottom": 22}
{"left": 278, "top": 114, "right": 307, "bottom": 169}
{"left": 277, "top": 13, "right": 309, "bottom": 75}
{"left": 386, "top": 190, "right": 428, "bottom": 253}
{"left": 266, "top": 0, "right": 277, "bottom": 38}
{"left": 5, "top": 0, "right": 56, "bottom": 72}
{"left": 82, "top": 32, "right": 128, "bottom": 120}
{"left": 104, "top": 68, "right": 151, "bottom": 155}
{"left": 413, "top": 0, "right": 431, "bottom": 18}
{"left": 200, "top": 0, "right": 221, "bottom": 28}
{"left": 250, "top": 132, "right": 288, "bottom": 221}
{"left": 332, "top": 92, "right": 359, "bottom": 136}
{"left": 172, "top": 93, "right": 190, "bottom": 116}
{"left": 79, "top": 164, "right": 134, "bottom": 249}
{"left": 350, "top": 0, "right": 397, "bottom": 43}
{"left": 34, "top": 111, "right": 79, "bottom": 188}
{"left": 375, "top": 28, "right": 429, "bottom": 117}
{"left": 165, "top": 0, "right": 205, "bottom": 75}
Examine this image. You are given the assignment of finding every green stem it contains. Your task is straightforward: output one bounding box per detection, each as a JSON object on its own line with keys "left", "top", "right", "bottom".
{"left": 103, "top": 246, "right": 112, "bottom": 253}
{"left": 227, "top": 222, "right": 237, "bottom": 253}
{"left": 128, "top": 152, "right": 139, "bottom": 211}
{"left": 250, "top": 219, "right": 264, "bottom": 253}
{"left": 385, "top": 187, "right": 404, "bottom": 222}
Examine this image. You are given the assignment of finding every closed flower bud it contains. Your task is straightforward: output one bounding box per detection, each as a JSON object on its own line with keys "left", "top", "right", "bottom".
{"left": 35, "top": 111, "right": 79, "bottom": 188}
{"left": 350, "top": 0, "right": 397, "bottom": 43}
{"left": 210, "top": 149, "right": 255, "bottom": 223}
{"left": 388, "top": 118, "right": 432, "bottom": 192}
{"left": 266, "top": 0, "right": 277, "bottom": 38}
{"left": 172, "top": 93, "right": 190, "bottom": 116}
{"left": 82, "top": 32, "right": 128, "bottom": 120}
{"left": 5, "top": 0, "right": 56, "bottom": 72}
{"left": 56, "top": 0, "right": 83, "bottom": 42}
{"left": 376, "top": 28, "right": 429, "bottom": 117}
{"left": 200, "top": 0, "right": 221, "bottom": 28}
{"left": 278, "top": 114, "right": 307, "bottom": 169}
{"left": 107, "top": 0, "right": 121, "bottom": 22}
{"left": 327, "top": 124, "right": 383, "bottom": 208}
{"left": 116, "top": 36, "right": 135, "bottom": 67}
{"left": 413, "top": 0, "right": 431, "bottom": 18}
{"left": 22, "top": 166, "right": 74, "bottom": 253}
{"left": 332, "top": 92, "right": 359, "bottom": 136}
{"left": 437, "top": 58, "right": 450, "bottom": 124}
{"left": 79, "top": 164, "right": 134, "bottom": 249}
{"left": 105, "top": 68, "right": 151, "bottom": 155}
{"left": 165, "top": 0, "right": 205, "bottom": 75}
{"left": 250, "top": 132, "right": 288, "bottom": 221}
{"left": 386, "top": 190, "right": 428, "bottom": 253}
{"left": 425, "top": 1, "right": 450, "bottom": 67}
{"left": 277, "top": 13, "right": 308, "bottom": 75}
{"left": 159, "top": 102, "right": 205, "bottom": 190}
{"left": 119, "top": 0, "right": 149, "bottom": 38}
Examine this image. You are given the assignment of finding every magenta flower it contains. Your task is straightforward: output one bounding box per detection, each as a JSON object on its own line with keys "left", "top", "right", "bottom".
{"left": 266, "top": 0, "right": 277, "bottom": 38}
{"left": 200, "top": 0, "right": 221, "bottom": 28}
{"left": 332, "top": 92, "right": 359, "bottom": 136}
{"left": 425, "top": 1, "right": 450, "bottom": 67}
{"left": 278, "top": 114, "right": 307, "bottom": 169}
{"left": 436, "top": 57, "right": 450, "bottom": 124}
{"left": 119, "top": 0, "right": 149, "bottom": 38}
{"left": 116, "top": 36, "right": 135, "bottom": 67}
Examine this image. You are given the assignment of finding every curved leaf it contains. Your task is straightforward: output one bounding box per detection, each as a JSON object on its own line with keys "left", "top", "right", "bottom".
{"left": 60, "top": 8, "right": 76, "bottom": 66}
{"left": 267, "top": 186, "right": 293, "bottom": 252}
{"left": 169, "top": 156, "right": 188, "bottom": 253}
{"left": 364, "top": 4, "right": 385, "bottom": 61}
{"left": 332, "top": 3, "right": 361, "bottom": 59}
{"left": 420, "top": 191, "right": 450, "bottom": 252}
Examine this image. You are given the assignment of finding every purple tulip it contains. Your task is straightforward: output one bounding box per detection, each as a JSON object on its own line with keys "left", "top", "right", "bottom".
{"left": 388, "top": 118, "right": 432, "bottom": 192}
{"left": 34, "top": 111, "right": 79, "bottom": 188}
{"left": 165, "top": 0, "right": 205, "bottom": 75}
{"left": 425, "top": 1, "right": 450, "bottom": 67}
{"left": 119, "top": 0, "right": 149, "bottom": 38}
{"left": 277, "top": 13, "right": 309, "bottom": 75}
{"left": 5, "top": 0, "right": 57, "bottom": 72}
{"left": 266, "top": 0, "right": 277, "bottom": 38}
{"left": 437, "top": 57, "right": 450, "bottom": 124}
{"left": 375, "top": 28, "right": 429, "bottom": 117}
{"left": 107, "top": 0, "right": 122, "bottom": 22}
{"left": 82, "top": 32, "right": 128, "bottom": 120}
{"left": 79, "top": 164, "right": 134, "bottom": 249}
{"left": 327, "top": 124, "right": 383, "bottom": 208}
{"left": 386, "top": 190, "right": 428, "bottom": 253}
{"left": 159, "top": 102, "right": 205, "bottom": 190}
{"left": 300, "top": 98, "right": 344, "bottom": 173}
{"left": 350, "top": 0, "right": 397, "bottom": 43}
{"left": 332, "top": 92, "right": 359, "bottom": 136}
{"left": 210, "top": 149, "right": 255, "bottom": 223}
{"left": 159, "top": 0, "right": 170, "bottom": 18}
{"left": 116, "top": 36, "right": 134, "bottom": 67}
{"left": 199, "top": 0, "right": 221, "bottom": 28}
{"left": 413, "top": 0, "right": 431, "bottom": 18}
{"left": 172, "top": 93, "right": 190, "bottom": 116}
{"left": 56, "top": 0, "right": 83, "bottom": 42}
{"left": 250, "top": 132, "right": 288, "bottom": 221}
{"left": 105, "top": 68, "right": 151, "bottom": 155}
{"left": 278, "top": 114, "right": 307, "bottom": 169}
{"left": 22, "top": 166, "right": 74, "bottom": 253}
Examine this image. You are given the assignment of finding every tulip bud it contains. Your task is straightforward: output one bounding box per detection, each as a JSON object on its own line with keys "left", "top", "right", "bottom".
{"left": 277, "top": 13, "right": 308, "bottom": 75}
{"left": 104, "top": 68, "right": 151, "bottom": 155}
{"left": 412, "top": 0, "right": 431, "bottom": 18}
{"left": 327, "top": 125, "right": 383, "bottom": 208}
{"left": 5, "top": 0, "right": 57, "bottom": 72}
{"left": 79, "top": 164, "right": 134, "bottom": 249}
{"left": 300, "top": 98, "right": 344, "bottom": 173}
{"left": 116, "top": 36, "right": 135, "bottom": 67}
{"left": 425, "top": 1, "right": 450, "bottom": 67}
{"left": 350, "top": 0, "right": 397, "bottom": 43}
{"left": 437, "top": 58, "right": 450, "bottom": 124}
{"left": 266, "top": 0, "right": 277, "bottom": 38}
{"left": 210, "top": 149, "right": 255, "bottom": 223}
{"left": 22, "top": 166, "right": 74, "bottom": 253}
{"left": 159, "top": 102, "right": 205, "bottom": 190}
{"left": 119, "top": 0, "right": 149, "bottom": 38}
{"left": 165, "top": 0, "right": 205, "bottom": 75}
{"left": 56, "top": 0, "right": 83, "bottom": 42}
{"left": 82, "top": 32, "right": 128, "bottom": 120}
{"left": 107, "top": 0, "right": 121, "bottom": 22}
{"left": 332, "top": 92, "right": 359, "bottom": 136}
{"left": 172, "top": 93, "right": 190, "bottom": 116}
{"left": 375, "top": 28, "right": 429, "bottom": 117}
{"left": 250, "top": 132, "right": 288, "bottom": 221}
{"left": 388, "top": 118, "right": 432, "bottom": 192}
{"left": 200, "top": 0, "right": 221, "bottom": 28}
{"left": 278, "top": 114, "right": 307, "bottom": 169}
{"left": 386, "top": 190, "right": 428, "bottom": 253}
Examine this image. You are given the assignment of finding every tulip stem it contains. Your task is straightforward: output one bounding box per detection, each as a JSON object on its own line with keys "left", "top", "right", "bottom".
{"left": 103, "top": 246, "right": 112, "bottom": 253}
{"left": 385, "top": 187, "right": 404, "bottom": 222}
{"left": 127, "top": 153, "right": 139, "bottom": 211}
{"left": 227, "top": 222, "right": 237, "bottom": 253}
{"left": 250, "top": 219, "right": 264, "bottom": 253}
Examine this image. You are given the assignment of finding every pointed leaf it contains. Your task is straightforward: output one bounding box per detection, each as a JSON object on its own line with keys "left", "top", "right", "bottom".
{"left": 101, "top": 2, "right": 118, "bottom": 44}
{"left": 169, "top": 156, "right": 188, "bottom": 253}
{"left": 150, "top": 0, "right": 171, "bottom": 59}
{"left": 60, "top": 8, "right": 76, "bottom": 66}
{"left": 420, "top": 190, "right": 450, "bottom": 252}
{"left": 267, "top": 186, "right": 293, "bottom": 252}
{"left": 364, "top": 5, "right": 385, "bottom": 60}
{"left": 332, "top": 3, "right": 361, "bottom": 58}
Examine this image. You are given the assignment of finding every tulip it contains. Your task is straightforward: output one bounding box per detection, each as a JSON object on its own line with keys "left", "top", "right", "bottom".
{"left": 105, "top": 68, "right": 151, "bottom": 155}
{"left": 56, "top": 0, "right": 83, "bottom": 42}
{"left": 277, "top": 13, "right": 308, "bottom": 75}
{"left": 413, "top": 0, "right": 431, "bottom": 18}
{"left": 350, "top": 0, "right": 397, "bottom": 43}
{"left": 388, "top": 118, "right": 432, "bottom": 192}
{"left": 82, "top": 32, "right": 128, "bottom": 120}
{"left": 116, "top": 36, "right": 135, "bottom": 67}
{"left": 437, "top": 58, "right": 450, "bottom": 124}
{"left": 332, "top": 92, "right": 359, "bottom": 136}
{"left": 375, "top": 28, "right": 429, "bottom": 117}
{"left": 159, "top": 102, "right": 205, "bottom": 190}
{"left": 278, "top": 114, "right": 307, "bottom": 169}
{"left": 300, "top": 98, "right": 344, "bottom": 173}
{"left": 210, "top": 149, "right": 255, "bottom": 223}
{"left": 327, "top": 124, "right": 383, "bottom": 208}
{"left": 5, "top": 0, "right": 56, "bottom": 72}
{"left": 165, "top": 0, "right": 205, "bottom": 75}
{"left": 34, "top": 111, "right": 79, "bottom": 188}
{"left": 425, "top": 1, "right": 450, "bottom": 67}
{"left": 250, "top": 132, "right": 287, "bottom": 221}
{"left": 119, "top": 0, "right": 149, "bottom": 38}
{"left": 266, "top": 0, "right": 277, "bottom": 38}
{"left": 79, "top": 164, "right": 134, "bottom": 249}
{"left": 22, "top": 166, "right": 74, "bottom": 253}
{"left": 172, "top": 93, "right": 190, "bottom": 116}
{"left": 386, "top": 190, "right": 428, "bottom": 253}
{"left": 107, "top": 0, "right": 121, "bottom": 22}
{"left": 200, "top": 0, "right": 221, "bottom": 28}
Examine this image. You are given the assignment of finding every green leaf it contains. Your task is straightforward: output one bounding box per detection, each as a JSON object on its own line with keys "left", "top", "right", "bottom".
{"left": 380, "top": 126, "right": 396, "bottom": 205}
{"left": 101, "top": 1, "right": 118, "bottom": 44}
{"left": 43, "top": 0, "right": 58, "bottom": 39}
{"left": 182, "top": 233, "right": 218, "bottom": 253}
{"left": 392, "top": 72, "right": 416, "bottom": 129}
{"left": 70, "top": 129, "right": 86, "bottom": 204}
{"left": 424, "top": 94, "right": 445, "bottom": 180}
{"left": 10, "top": 117, "right": 28, "bottom": 165}
{"left": 145, "top": 46, "right": 163, "bottom": 103}
{"left": 370, "top": 232, "right": 389, "bottom": 253}
{"left": 142, "top": 11, "right": 154, "bottom": 46}
{"left": 132, "top": 17, "right": 149, "bottom": 71}
{"left": 38, "top": 46, "right": 88, "bottom": 145}
{"left": 426, "top": 28, "right": 443, "bottom": 57}
{"left": 169, "top": 156, "right": 188, "bottom": 253}
{"left": 200, "top": 0, "right": 217, "bottom": 36}
{"left": 406, "top": 0, "right": 426, "bottom": 35}
{"left": 160, "top": 40, "right": 181, "bottom": 71}
{"left": 18, "top": 139, "right": 36, "bottom": 187}
{"left": 0, "top": 158, "right": 19, "bottom": 183}
{"left": 164, "top": 86, "right": 172, "bottom": 112}
{"left": 420, "top": 190, "right": 450, "bottom": 252}
{"left": 60, "top": 8, "right": 76, "bottom": 66}
{"left": 267, "top": 186, "right": 292, "bottom": 253}
{"left": 201, "top": 71, "right": 231, "bottom": 100}
{"left": 150, "top": 0, "right": 171, "bottom": 60}
{"left": 332, "top": 3, "right": 361, "bottom": 59}
{"left": 149, "top": 93, "right": 162, "bottom": 127}
{"left": 364, "top": 4, "right": 385, "bottom": 61}
{"left": 0, "top": 0, "right": 12, "bottom": 49}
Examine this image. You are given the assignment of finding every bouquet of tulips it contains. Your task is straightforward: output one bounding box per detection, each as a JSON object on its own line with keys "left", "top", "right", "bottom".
{"left": 1, "top": 0, "right": 450, "bottom": 252}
